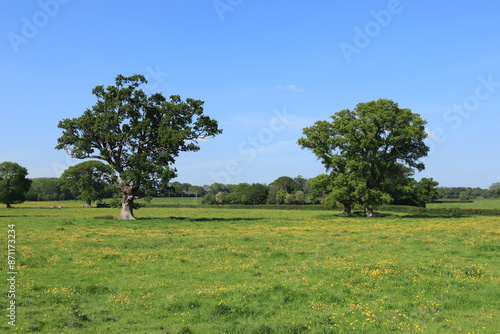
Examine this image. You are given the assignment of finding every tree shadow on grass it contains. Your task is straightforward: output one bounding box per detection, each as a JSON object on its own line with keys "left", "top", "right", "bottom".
{"left": 91, "top": 216, "right": 265, "bottom": 222}
{"left": 317, "top": 211, "right": 401, "bottom": 219}
{"left": 375, "top": 211, "right": 470, "bottom": 219}
{"left": 318, "top": 211, "right": 470, "bottom": 219}
{"left": 142, "top": 216, "right": 265, "bottom": 223}
{"left": 396, "top": 214, "right": 470, "bottom": 219}
{"left": 0, "top": 214, "right": 49, "bottom": 218}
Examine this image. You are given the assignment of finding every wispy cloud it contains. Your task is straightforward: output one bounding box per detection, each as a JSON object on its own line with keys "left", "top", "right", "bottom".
{"left": 424, "top": 127, "right": 440, "bottom": 140}
{"left": 277, "top": 84, "right": 305, "bottom": 93}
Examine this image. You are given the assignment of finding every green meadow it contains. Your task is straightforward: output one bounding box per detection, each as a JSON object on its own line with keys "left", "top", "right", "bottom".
{"left": 1, "top": 201, "right": 499, "bottom": 333}
{"left": 427, "top": 198, "right": 500, "bottom": 210}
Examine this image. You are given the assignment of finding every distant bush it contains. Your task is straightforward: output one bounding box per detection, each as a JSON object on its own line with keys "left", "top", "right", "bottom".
{"left": 201, "top": 192, "right": 216, "bottom": 204}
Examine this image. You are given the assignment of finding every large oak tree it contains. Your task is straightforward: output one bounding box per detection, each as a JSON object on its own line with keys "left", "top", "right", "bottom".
{"left": 0, "top": 161, "right": 32, "bottom": 208}
{"left": 298, "top": 99, "right": 429, "bottom": 216}
{"left": 56, "top": 74, "right": 222, "bottom": 219}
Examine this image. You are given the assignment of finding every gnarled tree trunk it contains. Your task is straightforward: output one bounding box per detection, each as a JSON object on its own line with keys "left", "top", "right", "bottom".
{"left": 85, "top": 200, "right": 92, "bottom": 208}
{"left": 364, "top": 208, "right": 375, "bottom": 217}
{"left": 342, "top": 204, "right": 352, "bottom": 215}
{"left": 116, "top": 180, "right": 139, "bottom": 220}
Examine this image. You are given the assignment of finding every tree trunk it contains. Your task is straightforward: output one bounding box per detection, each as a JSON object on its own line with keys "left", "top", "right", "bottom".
{"left": 117, "top": 194, "right": 135, "bottom": 220}
{"left": 116, "top": 180, "right": 139, "bottom": 220}
{"left": 364, "top": 208, "right": 375, "bottom": 217}
{"left": 6, "top": 203, "right": 12, "bottom": 208}
{"left": 342, "top": 204, "right": 352, "bottom": 215}
{"left": 85, "top": 200, "right": 92, "bottom": 208}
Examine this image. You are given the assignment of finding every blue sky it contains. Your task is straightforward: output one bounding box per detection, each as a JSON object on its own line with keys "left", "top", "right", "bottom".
{"left": 1, "top": 0, "right": 500, "bottom": 188}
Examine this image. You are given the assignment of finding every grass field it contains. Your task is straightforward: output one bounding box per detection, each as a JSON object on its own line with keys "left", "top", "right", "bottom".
{"left": 1, "top": 200, "right": 499, "bottom": 333}
{"left": 427, "top": 198, "right": 500, "bottom": 210}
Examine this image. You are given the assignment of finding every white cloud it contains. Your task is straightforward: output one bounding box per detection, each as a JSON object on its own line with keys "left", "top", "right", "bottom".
{"left": 277, "top": 84, "right": 304, "bottom": 93}
{"left": 424, "top": 127, "right": 440, "bottom": 140}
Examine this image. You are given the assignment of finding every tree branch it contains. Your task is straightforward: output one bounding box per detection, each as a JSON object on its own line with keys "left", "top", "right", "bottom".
{"left": 103, "top": 172, "right": 118, "bottom": 183}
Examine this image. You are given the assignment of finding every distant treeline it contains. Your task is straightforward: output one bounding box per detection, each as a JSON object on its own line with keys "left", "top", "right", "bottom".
{"left": 437, "top": 187, "right": 494, "bottom": 200}
{"left": 25, "top": 178, "right": 217, "bottom": 201}
{"left": 26, "top": 177, "right": 495, "bottom": 204}
{"left": 26, "top": 178, "right": 116, "bottom": 201}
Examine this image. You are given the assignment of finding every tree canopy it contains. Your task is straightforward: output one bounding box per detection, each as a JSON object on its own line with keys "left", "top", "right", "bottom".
{"left": 55, "top": 74, "right": 222, "bottom": 219}
{"left": 25, "top": 178, "right": 71, "bottom": 201}
{"left": 267, "top": 176, "right": 299, "bottom": 204}
{"left": 223, "top": 183, "right": 269, "bottom": 205}
{"left": 0, "top": 161, "right": 32, "bottom": 208}
{"left": 489, "top": 182, "right": 500, "bottom": 198}
{"left": 59, "top": 161, "right": 115, "bottom": 207}
{"left": 298, "top": 99, "right": 429, "bottom": 216}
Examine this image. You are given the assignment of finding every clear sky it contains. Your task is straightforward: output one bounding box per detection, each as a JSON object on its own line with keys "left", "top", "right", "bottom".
{"left": 1, "top": 0, "right": 500, "bottom": 188}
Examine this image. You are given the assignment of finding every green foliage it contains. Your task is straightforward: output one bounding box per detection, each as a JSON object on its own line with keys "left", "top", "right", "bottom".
{"left": 437, "top": 186, "right": 492, "bottom": 199}
{"left": 202, "top": 184, "right": 269, "bottom": 205}
{"left": 26, "top": 178, "right": 73, "bottom": 201}
{"left": 0, "top": 161, "right": 32, "bottom": 207}
{"left": 298, "top": 99, "right": 429, "bottom": 216}
{"left": 225, "top": 183, "right": 269, "bottom": 205}
{"left": 275, "top": 189, "right": 288, "bottom": 204}
{"left": 413, "top": 178, "right": 439, "bottom": 206}
{"left": 389, "top": 175, "right": 439, "bottom": 207}
{"left": 489, "top": 182, "right": 500, "bottom": 198}
{"left": 267, "top": 176, "right": 310, "bottom": 205}
{"left": 267, "top": 176, "right": 298, "bottom": 204}
{"left": 59, "top": 161, "right": 115, "bottom": 207}
{"left": 166, "top": 181, "right": 189, "bottom": 196}
{"left": 292, "top": 190, "right": 306, "bottom": 204}
{"left": 188, "top": 185, "right": 206, "bottom": 197}
{"left": 308, "top": 174, "right": 331, "bottom": 204}
{"left": 55, "top": 74, "right": 221, "bottom": 186}
{"left": 459, "top": 191, "right": 471, "bottom": 201}
{"left": 205, "top": 183, "right": 233, "bottom": 194}
{"left": 294, "top": 175, "right": 309, "bottom": 192}
{"left": 55, "top": 74, "right": 222, "bottom": 219}
{"left": 201, "top": 192, "right": 217, "bottom": 204}
{"left": 270, "top": 176, "right": 299, "bottom": 193}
